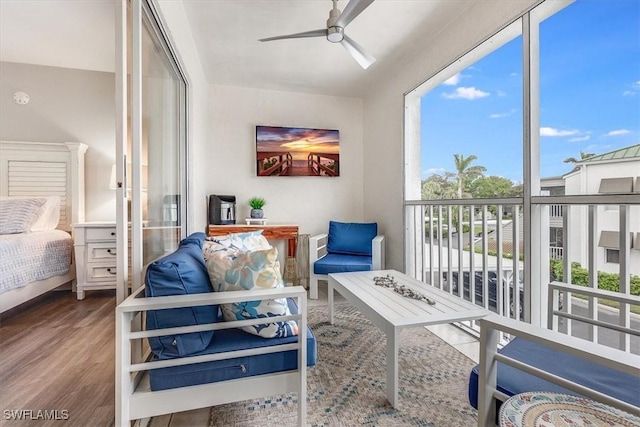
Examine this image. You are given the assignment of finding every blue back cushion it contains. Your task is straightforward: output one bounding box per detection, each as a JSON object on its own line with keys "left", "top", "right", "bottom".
{"left": 327, "top": 221, "right": 377, "bottom": 256}
{"left": 145, "top": 232, "right": 218, "bottom": 359}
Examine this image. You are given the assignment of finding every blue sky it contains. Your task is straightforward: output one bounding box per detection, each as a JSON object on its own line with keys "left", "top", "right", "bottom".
{"left": 421, "top": 0, "right": 640, "bottom": 182}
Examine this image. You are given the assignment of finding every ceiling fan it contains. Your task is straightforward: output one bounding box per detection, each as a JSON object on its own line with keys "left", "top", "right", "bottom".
{"left": 259, "top": 0, "right": 376, "bottom": 69}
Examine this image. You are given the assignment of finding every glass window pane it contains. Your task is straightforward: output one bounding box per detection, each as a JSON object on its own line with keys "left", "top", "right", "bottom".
{"left": 140, "top": 8, "right": 186, "bottom": 264}
{"left": 421, "top": 36, "right": 523, "bottom": 200}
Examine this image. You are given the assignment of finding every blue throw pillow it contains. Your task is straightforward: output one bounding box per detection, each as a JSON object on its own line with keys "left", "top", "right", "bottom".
{"left": 145, "top": 232, "right": 217, "bottom": 359}
{"left": 327, "top": 221, "right": 377, "bottom": 256}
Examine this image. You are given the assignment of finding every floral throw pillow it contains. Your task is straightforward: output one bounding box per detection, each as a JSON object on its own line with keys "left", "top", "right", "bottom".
{"left": 202, "top": 230, "right": 271, "bottom": 262}
{"left": 205, "top": 245, "right": 298, "bottom": 338}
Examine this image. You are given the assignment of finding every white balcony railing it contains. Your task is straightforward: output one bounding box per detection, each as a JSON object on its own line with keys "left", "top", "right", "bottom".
{"left": 405, "top": 195, "right": 640, "bottom": 354}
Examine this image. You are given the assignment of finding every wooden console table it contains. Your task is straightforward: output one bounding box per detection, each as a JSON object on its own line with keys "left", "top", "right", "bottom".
{"left": 207, "top": 224, "right": 299, "bottom": 257}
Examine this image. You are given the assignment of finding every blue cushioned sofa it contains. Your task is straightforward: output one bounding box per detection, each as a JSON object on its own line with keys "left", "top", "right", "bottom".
{"left": 116, "top": 233, "right": 316, "bottom": 426}
{"left": 309, "top": 221, "right": 385, "bottom": 299}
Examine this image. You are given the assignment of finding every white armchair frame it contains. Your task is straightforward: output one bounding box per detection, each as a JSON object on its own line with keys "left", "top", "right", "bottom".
{"left": 308, "top": 234, "right": 385, "bottom": 299}
{"left": 116, "top": 285, "right": 308, "bottom": 426}
{"left": 477, "top": 282, "right": 640, "bottom": 426}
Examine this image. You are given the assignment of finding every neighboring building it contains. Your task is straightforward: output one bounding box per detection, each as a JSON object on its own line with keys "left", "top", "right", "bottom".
{"left": 563, "top": 144, "right": 640, "bottom": 275}
{"left": 544, "top": 144, "right": 640, "bottom": 275}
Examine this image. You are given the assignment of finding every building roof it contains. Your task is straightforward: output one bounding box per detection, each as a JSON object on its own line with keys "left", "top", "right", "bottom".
{"left": 578, "top": 144, "right": 640, "bottom": 164}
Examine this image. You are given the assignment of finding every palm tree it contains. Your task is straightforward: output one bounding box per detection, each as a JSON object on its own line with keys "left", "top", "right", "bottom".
{"left": 453, "top": 154, "right": 486, "bottom": 198}
{"left": 563, "top": 151, "right": 595, "bottom": 164}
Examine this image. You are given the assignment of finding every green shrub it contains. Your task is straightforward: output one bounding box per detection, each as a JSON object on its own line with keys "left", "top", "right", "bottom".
{"left": 549, "top": 260, "right": 640, "bottom": 296}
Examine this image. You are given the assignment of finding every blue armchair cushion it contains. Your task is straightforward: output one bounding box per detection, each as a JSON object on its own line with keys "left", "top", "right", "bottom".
{"left": 467, "top": 337, "right": 640, "bottom": 410}
{"left": 327, "top": 221, "right": 377, "bottom": 256}
{"left": 145, "top": 232, "right": 218, "bottom": 359}
{"left": 313, "top": 253, "right": 373, "bottom": 275}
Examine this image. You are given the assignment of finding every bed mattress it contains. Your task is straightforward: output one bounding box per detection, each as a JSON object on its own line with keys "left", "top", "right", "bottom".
{"left": 0, "top": 230, "right": 72, "bottom": 294}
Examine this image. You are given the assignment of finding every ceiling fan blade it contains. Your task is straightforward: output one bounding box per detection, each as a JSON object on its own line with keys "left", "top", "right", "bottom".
{"left": 259, "top": 29, "right": 326, "bottom": 42}
{"left": 335, "top": 0, "right": 374, "bottom": 28}
{"left": 340, "top": 35, "right": 376, "bottom": 69}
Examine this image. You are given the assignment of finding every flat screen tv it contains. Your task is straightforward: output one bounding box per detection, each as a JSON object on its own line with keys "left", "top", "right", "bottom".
{"left": 256, "top": 125, "right": 340, "bottom": 177}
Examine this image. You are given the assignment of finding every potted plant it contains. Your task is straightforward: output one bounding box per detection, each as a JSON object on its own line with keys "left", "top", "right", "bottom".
{"left": 248, "top": 196, "right": 266, "bottom": 219}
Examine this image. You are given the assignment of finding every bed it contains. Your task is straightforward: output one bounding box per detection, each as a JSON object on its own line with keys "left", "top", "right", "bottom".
{"left": 0, "top": 141, "right": 87, "bottom": 313}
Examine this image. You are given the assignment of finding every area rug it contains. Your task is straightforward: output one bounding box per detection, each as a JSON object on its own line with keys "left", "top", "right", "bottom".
{"left": 196, "top": 303, "right": 478, "bottom": 427}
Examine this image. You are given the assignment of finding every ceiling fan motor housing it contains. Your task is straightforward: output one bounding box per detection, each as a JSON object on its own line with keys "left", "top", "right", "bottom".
{"left": 326, "top": 5, "right": 344, "bottom": 42}
{"left": 327, "top": 26, "right": 344, "bottom": 43}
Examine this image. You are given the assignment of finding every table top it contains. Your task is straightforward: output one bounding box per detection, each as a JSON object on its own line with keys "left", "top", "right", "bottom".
{"left": 328, "top": 269, "right": 489, "bottom": 329}
{"left": 499, "top": 392, "right": 640, "bottom": 427}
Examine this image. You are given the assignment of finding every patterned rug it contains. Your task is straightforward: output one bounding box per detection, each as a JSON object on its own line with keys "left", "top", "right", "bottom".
{"left": 198, "top": 303, "right": 478, "bottom": 427}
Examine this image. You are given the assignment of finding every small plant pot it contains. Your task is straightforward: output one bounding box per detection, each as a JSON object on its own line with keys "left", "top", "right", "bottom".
{"left": 250, "top": 209, "right": 264, "bottom": 219}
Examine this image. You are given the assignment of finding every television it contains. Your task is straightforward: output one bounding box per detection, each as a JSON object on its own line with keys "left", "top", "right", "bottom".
{"left": 255, "top": 125, "right": 340, "bottom": 177}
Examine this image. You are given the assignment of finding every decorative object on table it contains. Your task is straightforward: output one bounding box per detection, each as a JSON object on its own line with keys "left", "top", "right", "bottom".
{"left": 248, "top": 196, "right": 266, "bottom": 219}
{"left": 499, "top": 391, "right": 640, "bottom": 427}
{"left": 373, "top": 274, "right": 436, "bottom": 305}
{"left": 209, "top": 194, "right": 236, "bottom": 225}
{"left": 256, "top": 126, "right": 340, "bottom": 177}
{"left": 245, "top": 217, "right": 268, "bottom": 225}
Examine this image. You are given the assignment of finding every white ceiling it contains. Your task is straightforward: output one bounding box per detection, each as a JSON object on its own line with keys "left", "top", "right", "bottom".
{"left": 0, "top": 0, "right": 477, "bottom": 97}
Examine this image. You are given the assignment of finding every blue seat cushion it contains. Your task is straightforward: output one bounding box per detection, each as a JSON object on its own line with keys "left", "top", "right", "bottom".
{"left": 327, "top": 221, "right": 377, "bottom": 256}
{"left": 313, "top": 253, "right": 373, "bottom": 275}
{"left": 149, "top": 298, "right": 317, "bottom": 391}
{"left": 468, "top": 337, "right": 640, "bottom": 410}
{"left": 145, "top": 232, "right": 218, "bottom": 359}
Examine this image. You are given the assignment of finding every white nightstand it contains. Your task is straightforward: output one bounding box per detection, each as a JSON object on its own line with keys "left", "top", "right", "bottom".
{"left": 72, "top": 222, "right": 117, "bottom": 300}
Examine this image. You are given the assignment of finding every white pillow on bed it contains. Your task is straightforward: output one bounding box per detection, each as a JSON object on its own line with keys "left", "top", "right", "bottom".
{"left": 0, "top": 196, "right": 60, "bottom": 231}
{"left": 0, "top": 197, "right": 47, "bottom": 234}
{"left": 30, "top": 196, "right": 61, "bottom": 231}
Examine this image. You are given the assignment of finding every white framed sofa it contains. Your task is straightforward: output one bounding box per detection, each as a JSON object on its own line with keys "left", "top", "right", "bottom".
{"left": 116, "top": 233, "right": 315, "bottom": 426}
{"left": 309, "top": 221, "right": 385, "bottom": 299}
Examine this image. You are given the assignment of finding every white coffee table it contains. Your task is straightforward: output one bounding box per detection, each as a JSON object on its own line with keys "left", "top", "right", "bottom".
{"left": 328, "top": 269, "right": 489, "bottom": 408}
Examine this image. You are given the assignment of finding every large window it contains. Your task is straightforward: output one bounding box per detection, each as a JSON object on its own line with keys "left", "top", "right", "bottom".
{"left": 420, "top": 37, "right": 523, "bottom": 200}
{"left": 404, "top": 0, "right": 640, "bottom": 342}
{"left": 538, "top": 1, "right": 639, "bottom": 185}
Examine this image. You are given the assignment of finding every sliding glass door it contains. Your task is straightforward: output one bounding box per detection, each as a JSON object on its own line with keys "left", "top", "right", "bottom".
{"left": 115, "top": 0, "right": 187, "bottom": 303}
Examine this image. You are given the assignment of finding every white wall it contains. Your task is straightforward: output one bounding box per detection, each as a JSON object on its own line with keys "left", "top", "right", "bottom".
{"left": 208, "top": 84, "right": 364, "bottom": 237}
{"left": 362, "top": 1, "right": 540, "bottom": 271}
{"left": 0, "top": 61, "right": 115, "bottom": 221}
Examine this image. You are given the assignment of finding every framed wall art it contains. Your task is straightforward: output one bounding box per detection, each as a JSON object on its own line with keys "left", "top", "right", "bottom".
{"left": 256, "top": 125, "right": 339, "bottom": 177}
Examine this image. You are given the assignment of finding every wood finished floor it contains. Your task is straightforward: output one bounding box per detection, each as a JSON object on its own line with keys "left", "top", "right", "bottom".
{"left": 0, "top": 290, "right": 116, "bottom": 427}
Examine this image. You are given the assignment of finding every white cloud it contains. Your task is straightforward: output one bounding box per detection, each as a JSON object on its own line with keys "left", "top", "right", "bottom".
{"left": 568, "top": 135, "right": 591, "bottom": 142}
{"left": 540, "top": 127, "right": 579, "bottom": 137}
{"left": 496, "top": 90, "right": 507, "bottom": 97}
{"left": 442, "top": 87, "right": 490, "bottom": 100}
{"left": 443, "top": 73, "right": 461, "bottom": 86}
{"left": 605, "top": 129, "right": 630, "bottom": 136}
{"left": 623, "top": 90, "right": 636, "bottom": 97}
{"left": 633, "top": 81, "right": 640, "bottom": 88}
{"left": 489, "top": 109, "right": 517, "bottom": 119}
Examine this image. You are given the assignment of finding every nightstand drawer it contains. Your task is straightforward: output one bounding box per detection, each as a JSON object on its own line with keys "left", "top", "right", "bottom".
{"left": 86, "top": 264, "right": 117, "bottom": 282}
{"left": 87, "top": 243, "right": 117, "bottom": 261}
{"left": 86, "top": 227, "right": 117, "bottom": 241}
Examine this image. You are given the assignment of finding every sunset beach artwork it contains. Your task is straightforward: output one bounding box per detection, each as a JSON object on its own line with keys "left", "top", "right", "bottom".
{"left": 256, "top": 125, "right": 340, "bottom": 177}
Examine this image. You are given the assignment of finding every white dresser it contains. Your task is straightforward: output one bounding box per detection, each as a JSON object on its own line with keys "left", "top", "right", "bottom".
{"left": 72, "top": 222, "right": 117, "bottom": 300}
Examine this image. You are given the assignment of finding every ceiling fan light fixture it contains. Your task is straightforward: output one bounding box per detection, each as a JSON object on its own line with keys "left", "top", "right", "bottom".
{"left": 327, "top": 26, "right": 344, "bottom": 43}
